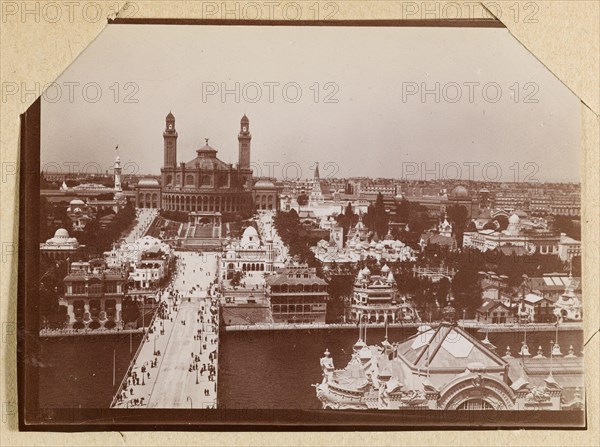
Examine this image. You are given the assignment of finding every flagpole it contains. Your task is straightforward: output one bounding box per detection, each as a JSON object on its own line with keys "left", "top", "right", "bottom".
{"left": 112, "top": 349, "right": 116, "bottom": 389}
{"left": 385, "top": 314, "right": 388, "bottom": 341}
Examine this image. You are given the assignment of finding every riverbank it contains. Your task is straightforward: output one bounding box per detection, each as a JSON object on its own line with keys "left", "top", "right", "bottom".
{"left": 223, "top": 320, "right": 583, "bottom": 332}
{"left": 39, "top": 327, "right": 146, "bottom": 337}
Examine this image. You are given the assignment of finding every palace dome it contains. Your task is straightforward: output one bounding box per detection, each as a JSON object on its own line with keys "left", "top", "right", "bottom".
{"left": 451, "top": 185, "right": 469, "bottom": 197}
{"left": 54, "top": 228, "right": 70, "bottom": 239}
{"left": 381, "top": 264, "right": 390, "bottom": 274}
{"left": 240, "top": 226, "right": 260, "bottom": 248}
{"left": 137, "top": 178, "right": 160, "bottom": 187}
{"left": 69, "top": 199, "right": 85, "bottom": 206}
{"left": 509, "top": 214, "right": 520, "bottom": 224}
{"left": 254, "top": 179, "right": 276, "bottom": 188}
{"left": 184, "top": 142, "right": 229, "bottom": 170}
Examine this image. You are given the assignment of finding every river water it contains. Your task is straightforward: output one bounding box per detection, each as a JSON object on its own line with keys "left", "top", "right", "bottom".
{"left": 38, "top": 327, "right": 584, "bottom": 409}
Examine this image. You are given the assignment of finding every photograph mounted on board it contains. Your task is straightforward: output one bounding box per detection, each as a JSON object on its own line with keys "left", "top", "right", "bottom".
{"left": 18, "top": 19, "right": 585, "bottom": 429}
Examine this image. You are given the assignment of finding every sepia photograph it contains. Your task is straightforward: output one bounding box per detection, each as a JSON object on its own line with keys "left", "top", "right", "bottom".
{"left": 17, "top": 18, "right": 587, "bottom": 429}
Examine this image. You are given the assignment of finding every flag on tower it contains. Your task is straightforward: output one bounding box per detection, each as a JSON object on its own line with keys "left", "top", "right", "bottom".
{"left": 115, "top": 145, "right": 119, "bottom": 151}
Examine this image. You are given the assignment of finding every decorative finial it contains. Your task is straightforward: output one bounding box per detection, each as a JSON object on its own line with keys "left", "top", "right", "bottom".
{"left": 534, "top": 346, "right": 545, "bottom": 358}
{"left": 205, "top": 138, "right": 209, "bottom": 145}
{"left": 551, "top": 342, "right": 563, "bottom": 357}
{"left": 519, "top": 341, "right": 531, "bottom": 357}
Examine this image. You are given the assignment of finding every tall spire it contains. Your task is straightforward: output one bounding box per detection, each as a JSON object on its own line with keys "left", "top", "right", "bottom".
{"left": 309, "top": 161, "right": 323, "bottom": 206}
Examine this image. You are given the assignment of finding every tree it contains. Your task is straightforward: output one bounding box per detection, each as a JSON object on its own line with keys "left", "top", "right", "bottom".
{"left": 552, "top": 215, "right": 581, "bottom": 240}
{"left": 451, "top": 258, "right": 482, "bottom": 317}
{"left": 495, "top": 215, "right": 509, "bottom": 231}
{"left": 231, "top": 271, "right": 245, "bottom": 287}
{"left": 39, "top": 257, "right": 69, "bottom": 328}
{"left": 297, "top": 194, "right": 309, "bottom": 206}
{"left": 483, "top": 221, "right": 497, "bottom": 230}
{"left": 336, "top": 202, "right": 358, "bottom": 241}
{"left": 365, "top": 193, "right": 388, "bottom": 238}
{"left": 394, "top": 199, "right": 410, "bottom": 223}
{"left": 446, "top": 204, "right": 469, "bottom": 247}
{"left": 344, "top": 202, "right": 356, "bottom": 222}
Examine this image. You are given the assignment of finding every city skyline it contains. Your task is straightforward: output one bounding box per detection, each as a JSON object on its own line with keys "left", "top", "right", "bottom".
{"left": 42, "top": 25, "right": 580, "bottom": 183}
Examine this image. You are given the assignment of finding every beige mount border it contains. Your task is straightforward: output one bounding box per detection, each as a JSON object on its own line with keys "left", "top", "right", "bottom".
{"left": 1, "top": 1, "right": 598, "bottom": 446}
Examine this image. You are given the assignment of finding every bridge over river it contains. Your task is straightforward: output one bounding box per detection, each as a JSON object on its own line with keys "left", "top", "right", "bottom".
{"left": 111, "top": 251, "right": 220, "bottom": 409}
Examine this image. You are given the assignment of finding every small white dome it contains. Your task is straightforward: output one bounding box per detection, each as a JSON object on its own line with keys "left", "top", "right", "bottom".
{"left": 137, "top": 178, "right": 160, "bottom": 187}
{"left": 70, "top": 199, "right": 84, "bottom": 206}
{"left": 54, "top": 228, "right": 69, "bottom": 239}
{"left": 242, "top": 226, "right": 258, "bottom": 238}
{"left": 254, "top": 179, "right": 276, "bottom": 188}
{"left": 451, "top": 185, "right": 469, "bottom": 197}
{"left": 509, "top": 214, "right": 520, "bottom": 224}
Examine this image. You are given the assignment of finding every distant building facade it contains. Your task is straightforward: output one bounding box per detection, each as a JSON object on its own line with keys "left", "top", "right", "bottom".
{"left": 60, "top": 259, "right": 127, "bottom": 329}
{"left": 160, "top": 113, "right": 254, "bottom": 214}
{"left": 350, "top": 265, "right": 418, "bottom": 323}
{"left": 266, "top": 264, "right": 329, "bottom": 324}
{"left": 221, "top": 226, "right": 274, "bottom": 279}
{"left": 40, "top": 228, "right": 84, "bottom": 260}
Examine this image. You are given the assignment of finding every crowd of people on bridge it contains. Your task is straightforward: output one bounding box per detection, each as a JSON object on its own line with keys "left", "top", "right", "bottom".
{"left": 113, "top": 251, "right": 221, "bottom": 409}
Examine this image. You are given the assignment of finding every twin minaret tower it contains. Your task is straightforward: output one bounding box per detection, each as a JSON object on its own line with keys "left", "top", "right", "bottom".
{"left": 162, "top": 112, "right": 251, "bottom": 169}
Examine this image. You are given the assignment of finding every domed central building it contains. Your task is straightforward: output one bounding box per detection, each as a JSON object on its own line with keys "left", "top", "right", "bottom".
{"left": 160, "top": 112, "right": 254, "bottom": 214}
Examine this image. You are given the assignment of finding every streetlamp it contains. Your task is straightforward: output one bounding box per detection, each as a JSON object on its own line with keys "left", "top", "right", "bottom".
{"left": 186, "top": 395, "right": 193, "bottom": 409}
{"left": 199, "top": 329, "right": 203, "bottom": 355}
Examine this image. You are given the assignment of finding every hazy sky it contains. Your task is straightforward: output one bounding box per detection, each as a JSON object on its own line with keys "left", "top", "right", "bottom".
{"left": 42, "top": 25, "right": 580, "bottom": 183}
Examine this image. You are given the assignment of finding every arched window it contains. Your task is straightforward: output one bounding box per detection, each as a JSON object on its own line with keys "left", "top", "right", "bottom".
{"left": 186, "top": 174, "right": 194, "bottom": 186}
{"left": 457, "top": 399, "right": 494, "bottom": 410}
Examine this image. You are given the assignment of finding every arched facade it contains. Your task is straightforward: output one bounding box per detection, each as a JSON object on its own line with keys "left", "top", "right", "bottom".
{"left": 159, "top": 113, "right": 254, "bottom": 214}
{"left": 438, "top": 374, "right": 516, "bottom": 410}
{"left": 136, "top": 179, "right": 161, "bottom": 209}
{"left": 253, "top": 180, "right": 280, "bottom": 211}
